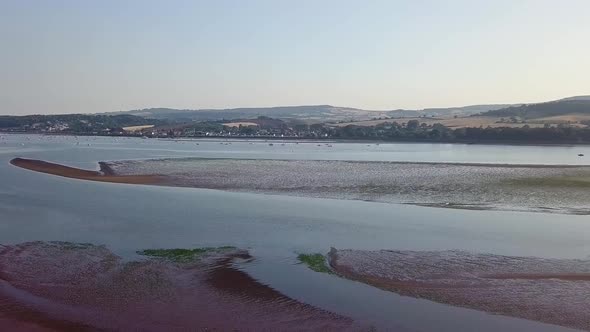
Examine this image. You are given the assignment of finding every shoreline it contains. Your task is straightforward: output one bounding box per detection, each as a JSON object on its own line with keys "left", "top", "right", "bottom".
{"left": 5, "top": 131, "right": 590, "bottom": 147}
{"left": 13, "top": 156, "right": 590, "bottom": 172}
{"left": 13, "top": 157, "right": 590, "bottom": 185}
{"left": 9, "top": 158, "right": 163, "bottom": 185}
{"left": 112, "top": 156, "right": 590, "bottom": 168}
{"left": 10, "top": 157, "right": 590, "bottom": 216}
{"left": 0, "top": 242, "right": 356, "bottom": 331}
{"left": 327, "top": 248, "right": 590, "bottom": 331}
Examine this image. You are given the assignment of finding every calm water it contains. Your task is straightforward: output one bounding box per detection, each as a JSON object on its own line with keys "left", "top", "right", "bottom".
{"left": 1, "top": 134, "right": 588, "bottom": 331}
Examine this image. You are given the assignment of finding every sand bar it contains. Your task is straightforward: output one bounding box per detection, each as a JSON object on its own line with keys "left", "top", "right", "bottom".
{"left": 10, "top": 158, "right": 163, "bottom": 185}
{"left": 328, "top": 248, "right": 590, "bottom": 331}
{"left": 11, "top": 157, "right": 590, "bottom": 214}
{"left": 0, "top": 242, "right": 358, "bottom": 331}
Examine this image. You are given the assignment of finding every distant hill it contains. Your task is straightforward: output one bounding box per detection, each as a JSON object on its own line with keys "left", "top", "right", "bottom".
{"left": 6, "top": 96, "right": 587, "bottom": 127}
{"left": 421, "top": 104, "right": 518, "bottom": 117}
{"left": 481, "top": 98, "right": 590, "bottom": 120}
{"left": 113, "top": 103, "right": 515, "bottom": 123}
{"left": 114, "top": 106, "right": 395, "bottom": 123}
{"left": 559, "top": 95, "right": 590, "bottom": 102}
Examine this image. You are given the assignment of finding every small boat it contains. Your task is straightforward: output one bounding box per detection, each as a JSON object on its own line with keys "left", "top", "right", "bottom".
{"left": 269, "top": 143, "right": 274, "bottom": 146}
{"left": 578, "top": 154, "right": 584, "bottom": 157}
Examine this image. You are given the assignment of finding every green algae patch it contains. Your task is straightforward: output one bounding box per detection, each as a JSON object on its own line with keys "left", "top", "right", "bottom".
{"left": 298, "top": 253, "right": 333, "bottom": 274}
{"left": 137, "top": 247, "right": 236, "bottom": 263}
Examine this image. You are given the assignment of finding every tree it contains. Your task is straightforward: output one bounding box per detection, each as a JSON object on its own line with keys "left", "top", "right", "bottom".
{"left": 406, "top": 120, "right": 420, "bottom": 130}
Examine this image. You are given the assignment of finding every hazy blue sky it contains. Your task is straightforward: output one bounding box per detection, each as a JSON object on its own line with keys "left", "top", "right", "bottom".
{"left": 1, "top": 0, "right": 589, "bottom": 115}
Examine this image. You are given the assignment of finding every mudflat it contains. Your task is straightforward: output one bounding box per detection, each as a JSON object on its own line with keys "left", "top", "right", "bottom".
{"left": 328, "top": 248, "right": 590, "bottom": 331}
{"left": 104, "top": 157, "right": 590, "bottom": 215}
{"left": 0, "top": 242, "right": 358, "bottom": 331}
{"left": 11, "top": 157, "right": 590, "bottom": 214}
{"left": 10, "top": 158, "right": 163, "bottom": 185}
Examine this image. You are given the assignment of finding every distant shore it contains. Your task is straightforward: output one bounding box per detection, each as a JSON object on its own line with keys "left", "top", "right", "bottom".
{"left": 4, "top": 131, "right": 590, "bottom": 147}
{"left": 162, "top": 136, "right": 590, "bottom": 147}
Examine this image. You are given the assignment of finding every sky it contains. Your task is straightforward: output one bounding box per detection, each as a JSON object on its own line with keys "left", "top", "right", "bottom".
{"left": 1, "top": 0, "right": 590, "bottom": 115}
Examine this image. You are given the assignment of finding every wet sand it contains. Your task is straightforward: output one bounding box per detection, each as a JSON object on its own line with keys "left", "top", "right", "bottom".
{"left": 9, "top": 158, "right": 163, "bottom": 185}
{"left": 11, "top": 157, "right": 590, "bottom": 214}
{"left": 106, "top": 157, "right": 590, "bottom": 215}
{"left": 0, "top": 242, "right": 360, "bottom": 331}
{"left": 328, "top": 248, "right": 590, "bottom": 331}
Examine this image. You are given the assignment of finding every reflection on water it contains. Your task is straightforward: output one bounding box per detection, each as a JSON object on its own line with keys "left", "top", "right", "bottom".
{"left": 1, "top": 134, "right": 589, "bottom": 331}
{"left": 243, "top": 252, "right": 580, "bottom": 332}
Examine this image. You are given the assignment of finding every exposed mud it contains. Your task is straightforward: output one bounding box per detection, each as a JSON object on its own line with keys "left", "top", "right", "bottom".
{"left": 0, "top": 242, "right": 359, "bottom": 331}
{"left": 12, "top": 156, "right": 590, "bottom": 214}
{"left": 328, "top": 248, "right": 590, "bottom": 331}
{"left": 10, "top": 158, "right": 163, "bottom": 185}
{"left": 105, "top": 158, "right": 590, "bottom": 215}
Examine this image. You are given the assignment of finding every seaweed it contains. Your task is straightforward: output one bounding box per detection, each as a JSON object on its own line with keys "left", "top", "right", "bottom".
{"left": 297, "top": 253, "right": 333, "bottom": 274}
{"left": 137, "top": 246, "right": 236, "bottom": 262}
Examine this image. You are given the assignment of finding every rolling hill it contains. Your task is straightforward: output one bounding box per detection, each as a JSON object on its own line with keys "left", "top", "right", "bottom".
{"left": 112, "top": 103, "right": 516, "bottom": 123}
{"left": 481, "top": 97, "right": 590, "bottom": 120}
{"left": 115, "top": 105, "right": 390, "bottom": 123}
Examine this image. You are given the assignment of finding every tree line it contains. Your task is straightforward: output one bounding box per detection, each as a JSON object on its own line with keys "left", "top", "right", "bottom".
{"left": 331, "top": 120, "right": 590, "bottom": 144}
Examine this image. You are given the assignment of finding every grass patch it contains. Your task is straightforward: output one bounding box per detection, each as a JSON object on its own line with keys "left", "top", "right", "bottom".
{"left": 137, "top": 246, "right": 236, "bottom": 263}
{"left": 297, "top": 253, "right": 333, "bottom": 274}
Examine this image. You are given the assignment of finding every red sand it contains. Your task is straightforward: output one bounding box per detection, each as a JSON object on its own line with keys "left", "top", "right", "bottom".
{"left": 328, "top": 248, "right": 590, "bottom": 331}
{"left": 10, "top": 158, "right": 163, "bottom": 185}
{"left": 0, "top": 242, "right": 360, "bottom": 331}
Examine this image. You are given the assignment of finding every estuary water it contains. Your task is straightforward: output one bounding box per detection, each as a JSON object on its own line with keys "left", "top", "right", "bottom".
{"left": 1, "top": 134, "right": 589, "bottom": 331}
